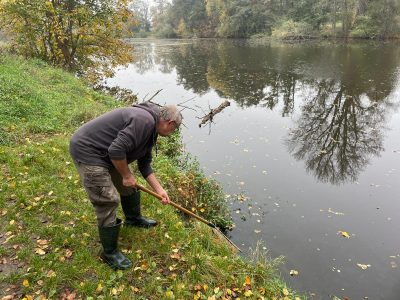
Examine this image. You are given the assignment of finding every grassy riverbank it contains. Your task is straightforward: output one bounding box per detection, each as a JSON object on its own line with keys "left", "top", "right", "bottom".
{"left": 0, "top": 55, "right": 302, "bottom": 299}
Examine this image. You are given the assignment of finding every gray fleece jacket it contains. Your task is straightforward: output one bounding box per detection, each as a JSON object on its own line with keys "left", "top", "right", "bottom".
{"left": 69, "top": 102, "right": 159, "bottom": 178}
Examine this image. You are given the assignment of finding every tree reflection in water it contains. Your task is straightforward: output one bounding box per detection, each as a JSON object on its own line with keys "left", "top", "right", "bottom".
{"left": 129, "top": 39, "right": 400, "bottom": 184}
{"left": 286, "top": 80, "right": 387, "bottom": 184}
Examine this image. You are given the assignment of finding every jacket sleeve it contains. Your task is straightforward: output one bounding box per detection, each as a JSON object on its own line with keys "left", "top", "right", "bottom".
{"left": 108, "top": 114, "right": 153, "bottom": 160}
{"left": 137, "top": 148, "right": 153, "bottom": 178}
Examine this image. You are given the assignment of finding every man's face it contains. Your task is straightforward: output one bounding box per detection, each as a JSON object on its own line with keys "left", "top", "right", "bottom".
{"left": 157, "top": 120, "right": 178, "bottom": 136}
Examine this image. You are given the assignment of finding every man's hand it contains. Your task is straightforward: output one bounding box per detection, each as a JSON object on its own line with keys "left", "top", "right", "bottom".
{"left": 157, "top": 188, "right": 170, "bottom": 205}
{"left": 122, "top": 174, "right": 137, "bottom": 188}
{"left": 145, "top": 173, "right": 170, "bottom": 205}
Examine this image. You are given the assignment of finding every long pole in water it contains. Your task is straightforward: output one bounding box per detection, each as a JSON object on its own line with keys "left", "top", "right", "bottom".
{"left": 136, "top": 183, "right": 241, "bottom": 252}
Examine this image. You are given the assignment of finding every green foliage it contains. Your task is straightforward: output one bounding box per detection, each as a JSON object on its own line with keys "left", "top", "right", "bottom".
{"left": 351, "top": 0, "right": 400, "bottom": 38}
{"left": 155, "top": 131, "right": 233, "bottom": 229}
{"left": 272, "top": 20, "right": 315, "bottom": 40}
{"left": 150, "top": 0, "right": 400, "bottom": 39}
{"left": 0, "top": 0, "right": 134, "bottom": 82}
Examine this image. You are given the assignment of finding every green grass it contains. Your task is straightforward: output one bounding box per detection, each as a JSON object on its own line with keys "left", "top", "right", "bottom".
{"left": 0, "top": 55, "right": 303, "bottom": 299}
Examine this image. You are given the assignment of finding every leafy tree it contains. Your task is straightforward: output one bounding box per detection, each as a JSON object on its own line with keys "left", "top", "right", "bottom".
{"left": 176, "top": 18, "right": 190, "bottom": 38}
{"left": 129, "top": 0, "right": 151, "bottom": 33}
{"left": 0, "top": 0, "right": 133, "bottom": 81}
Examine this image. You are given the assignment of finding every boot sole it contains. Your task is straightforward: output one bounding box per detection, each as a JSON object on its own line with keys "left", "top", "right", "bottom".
{"left": 100, "top": 255, "right": 132, "bottom": 270}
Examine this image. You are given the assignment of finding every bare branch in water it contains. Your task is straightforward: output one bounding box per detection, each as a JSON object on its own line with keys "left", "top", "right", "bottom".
{"left": 198, "top": 100, "right": 231, "bottom": 128}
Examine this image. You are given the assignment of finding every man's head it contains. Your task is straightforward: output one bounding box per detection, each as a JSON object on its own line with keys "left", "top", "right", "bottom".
{"left": 156, "top": 105, "right": 183, "bottom": 136}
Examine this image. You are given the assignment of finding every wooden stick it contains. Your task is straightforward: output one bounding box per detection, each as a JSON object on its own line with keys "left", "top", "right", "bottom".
{"left": 136, "top": 183, "right": 241, "bottom": 252}
{"left": 136, "top": 184, "right": 215, "bottom": 227}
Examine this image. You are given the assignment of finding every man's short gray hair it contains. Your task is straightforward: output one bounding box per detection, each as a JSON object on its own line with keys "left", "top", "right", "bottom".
{"left": 160, "top": 105, "right": 183, "bottom": 127}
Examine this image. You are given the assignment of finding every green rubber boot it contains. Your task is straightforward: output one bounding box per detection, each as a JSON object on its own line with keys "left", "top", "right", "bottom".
{"left": 121, "top": 190, "right": 157, "bottom": 228}
{"left": 98, "top": 218, "right": 132, "bottom": 270}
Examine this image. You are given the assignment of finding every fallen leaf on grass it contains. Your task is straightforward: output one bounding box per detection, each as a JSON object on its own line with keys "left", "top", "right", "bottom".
{"left": 170, "top": 253, "right": 181, "bottom": 260}
{"left": 244, "top": 290, "right": 253, "bottom": 297}
{"left": 46, "top": 270, "right": 56, "bottom": 278}
{"left": 61, "top": 289, "right": 75, "bottom": 300}
{"left": 22, "top": 280, "right": 29, "bottom": 287}
{"left": 64, "top": 249, "right": 73, "bottom": 259}
{"left": 169, "top": 264, "right": 177, "bottom": 271}
{"left": 244, "top": 276, "right": 251, "bottom": 286}
{"left": 130, "top": 286, "right": 140, "bottom": 293}
{"left": 282, "top": 288, "right": 290, "bottom": 296}
{"left": 34, "top": 248, "right": 46, "bottom": 256}
{"left": 165, "top": 290, "right": 174, "bottom": 299}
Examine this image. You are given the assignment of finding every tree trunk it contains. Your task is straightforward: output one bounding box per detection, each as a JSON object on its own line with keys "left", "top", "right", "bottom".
{"left": 333, "top": 0, "right": 337, "bottom": 37}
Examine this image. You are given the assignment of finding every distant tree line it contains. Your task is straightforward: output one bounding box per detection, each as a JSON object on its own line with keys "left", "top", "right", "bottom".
{"left": 142, "top": 0, "right": 400, "bottom": 39}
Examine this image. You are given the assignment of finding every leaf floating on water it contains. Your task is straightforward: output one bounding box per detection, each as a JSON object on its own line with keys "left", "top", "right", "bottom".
{"left": 289, "top": 270, "right": 299, "bottom": 276}
{"left": 254, "top": 229, "right": 261, "bottom": 233}
{"left": 357, "top": 263, "right": 371, "bottom": 270}
{"left": 338, "top": 231, "right": 350, "bottom": 238}
{"left": 328, "top": 208, "right": 344, "bottom": 216}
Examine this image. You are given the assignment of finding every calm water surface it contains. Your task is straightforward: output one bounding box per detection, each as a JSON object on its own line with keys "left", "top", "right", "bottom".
{"left": 107, "top": 39, "right": 400, "bottom": 299}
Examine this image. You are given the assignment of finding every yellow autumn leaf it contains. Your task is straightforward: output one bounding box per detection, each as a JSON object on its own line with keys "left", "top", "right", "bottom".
{"left": 96, "top": 283, "right": 103, "bottom": 293}
{"left": 23, "top": 279, "right": 29, "bottom": 287}
{"left": 282, "top": 288, "right": 289, "bottom": 296}
{"left": 203, "top": 284, "right": 208, "bottom": 291}
{"left": 339, "top": 231, "right": 350, "bottom": 238}
{"left": 130, "top": 286, "right": 140, "bottom": 292}
{"left": 244, "top": 275, "right": 251, "bottom": 285}
{"left": 244, "top": 290, "right": 253, "bottom": 297}
{"left": 35, "top": 248, "right": 46, "bottom": 255}
{"left": 357, "top": 263, "right": 371, "bottom": 270}
{"left": 46, "top": 270, "right": 56, "bottom": 278}
{"left": 165, "top": 290, "right": 174, "bottom": 299}
{"left": 258, "top": 287, "right": 266, "bottom": 295}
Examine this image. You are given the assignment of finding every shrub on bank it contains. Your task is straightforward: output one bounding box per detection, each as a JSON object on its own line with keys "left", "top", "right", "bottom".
{"left": 272, "top": 20, "right": 315, "bottom": 40}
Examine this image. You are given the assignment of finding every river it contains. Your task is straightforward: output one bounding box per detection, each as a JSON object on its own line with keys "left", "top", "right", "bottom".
{"left": 107, "top": 39, "right": 400, "bottom": 299}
